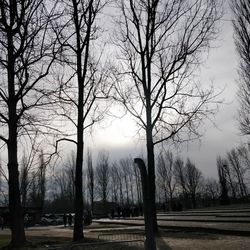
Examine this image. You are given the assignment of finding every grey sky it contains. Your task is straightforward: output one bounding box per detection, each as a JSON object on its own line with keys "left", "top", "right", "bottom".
{"left": 179, "top": 4, "right": 245, "bottom": 178}
{"left": 0, "top": 1, "right": 243, "bottom": 180}
{"left": 85, "top": 2, "right": 246, "bottom": 179}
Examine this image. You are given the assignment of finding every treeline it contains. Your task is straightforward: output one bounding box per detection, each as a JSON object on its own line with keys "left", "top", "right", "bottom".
{"left": 217, "top": 144, "right": 250, "bottom": 204}
{"left": 0, "top": 149, "right": 47, "bottom": 209}
{"left": 2, "top": 143, "right": 248, "bottom": 214}
{"left": 0, "top": 148, "right": 247, "bottom": 215}
{"left": 158, "top": 144, "right": 250, "bottom": 210}
{"left": 46, "top": 146, "right": 249, "bottom": 213}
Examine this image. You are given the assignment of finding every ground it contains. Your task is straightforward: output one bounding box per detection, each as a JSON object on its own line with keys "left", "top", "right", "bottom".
{"left": 1, "top": 204, "right": 250, "bottom": 249}
{"left": 1, "top": 224, "right": 250, "bottom": 249}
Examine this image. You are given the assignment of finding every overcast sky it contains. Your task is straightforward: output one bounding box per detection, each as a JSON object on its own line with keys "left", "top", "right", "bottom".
{"left": 83, "top": 2, "right": 247, "bottom": 179}
{"left": 0, "top": 1, "right": 244, "bottom": 180}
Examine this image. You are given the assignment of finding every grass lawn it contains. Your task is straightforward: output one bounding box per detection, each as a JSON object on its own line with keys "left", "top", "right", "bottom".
{"left": 0, "top": 235, "right": 70, "bottom": 249}
{"left": 0, "top": 235, "right": 11, "bottom": 248}
{"left": 0, "top": 234, "right": 143, "bottom": 249}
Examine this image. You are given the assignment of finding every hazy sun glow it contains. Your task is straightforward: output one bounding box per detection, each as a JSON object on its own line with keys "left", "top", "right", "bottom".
{"left": 92, "top": 115, "right": 139, "bottom": 147}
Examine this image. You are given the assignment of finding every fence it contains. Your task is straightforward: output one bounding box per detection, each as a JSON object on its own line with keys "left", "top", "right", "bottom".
{"left": 69, "top": 240, "right": 145, "bottom": 250}
{"left": 98, "top": 231, "right": 145, "bottom": 241}
{"left": 69, "top": 231, "right": 145, "bottom": 250}
{"left": 42, "top": 231, "right": 145, "bottom": 250}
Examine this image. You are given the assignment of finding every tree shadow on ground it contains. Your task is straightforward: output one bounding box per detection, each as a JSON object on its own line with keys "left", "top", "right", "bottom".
{"left": 161, "top": 229, "right": 219, "bottom": 240}
{"left": 156, "top": 231, "right": 172, "bottom": 250}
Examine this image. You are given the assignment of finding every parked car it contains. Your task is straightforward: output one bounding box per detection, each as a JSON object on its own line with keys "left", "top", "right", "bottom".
{"left": 39, "top": 214, "right": 63, "bottom": 226}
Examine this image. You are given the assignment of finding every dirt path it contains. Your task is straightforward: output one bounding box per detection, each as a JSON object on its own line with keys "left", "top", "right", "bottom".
{"left": 156, "top": 231, "right": 250, "bottom": 250}
{"left": 1, "top": 225, "right": 250, "bottom": 249}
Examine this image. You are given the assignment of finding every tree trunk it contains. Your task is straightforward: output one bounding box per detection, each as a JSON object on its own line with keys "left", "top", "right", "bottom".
{"left": 146, "top": 126, "right": 158, "bottom": 232}
{"left": 130, "top": 180, "right": 134, "bottom": 205}
{"left": 220, "top": 179, "right": 229, "bottom": 205}
{"left": 73, "top": 64, "right": 84, "bottom": 240}
{"left": 124, "top": 175, "right": 129, "bottom": 205}
{"left": 119, "top": 178, "right": 124, "bottom": 206}
{"left": 8, "top": 137, "right": 26, "bottom": 246}
{"left": 73, "top": 124, "right": 84, "bottom": 241}
{"left": 169, "top": 192, "right": 173, "bottom": 211}
{"left": 191, "top": 193, "right": 196, "bottom": 209}
{"left": 134, "top": 166, "right": 141, "bottom": 206}
{"left": 91, "top": 188, "right": 94, "bottom": 215}
{"left": 135, "top": 158, "right": 156, "bottom": 250}
{"left": 164, "top": 185, "right": 168, "bottom": 206}
{"left": 7, "top": 25, "right": 26, "bottom": 246}
{"left": 228, "top": 174, "right": 236, "bottom": 199}
{"left": 90, "top": 170, "right": 94, "bottom": 214}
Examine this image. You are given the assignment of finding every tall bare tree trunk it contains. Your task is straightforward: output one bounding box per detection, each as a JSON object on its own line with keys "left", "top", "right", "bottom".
{"left": 0, "top": 1, "right": 58, "bottom": 245}
{"left": 7, "top": 26, "right": 25, "bottom": 245}
{"left": 124, "top": 174, "right": 129, "bottom": 205}
{"left": 129, "top": 175, "right": 134, "bottom": 205}
{"left": 87, "top": 150, "right": 94, "bottom": 214}
{"left": 8, "top": 125, "right": 26, "bottom": 246}
{"left": 135, "top": 158, "right": 156, "bottom": 250}
{"left": 146, "top": 115, "right": 158, "bottom": 232}
{"left": 134, "top": 165, "right": 141, "bottom": 206}
{"left": 73, "top": 72, "right": 84, "bottom": 241}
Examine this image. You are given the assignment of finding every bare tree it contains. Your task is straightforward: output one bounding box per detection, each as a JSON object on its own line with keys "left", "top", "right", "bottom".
{"left": 87, "top": 149, "right": 94, "bottom": 213}
{"left": 0, "top": 159, "right": 2, "bottom": 203}
{"left": 133, "top": 162, "right": 142, "bottom": 207}
{"left": 29, "top": 151, "right": 47, "bottom": 211}
{"left": 117, "top": 163, "right": 125, "bottom": 206}
{"left": 217, "top": 156, "right": 230, "bottom": 204}
{"left": 202, "top": 178, "right": 220, "bottom": 203}
{"left": 128, "top": 162, "right": 135, "bottom": 205}
{"left": 120, "top": 158, "right": 131, "bottom": 205}
{"left": 157, "top": 157, "right": 168, "bottom": 205}
{"left": 96, "top": 151, "right": 110, "bottom": 204}
{"left": 38, "top": 151, "right": 46, "bottom": 209}
{"left": 19, "top": 135, "right": 46, "bottom": 208}
{"left": 174, "top": 157, "right": 187, "bottom": 197}
{"left": 232, "top": 0, "right": 250, "bottom": 134}
{"left": 227, "top": 148, "right": 248, "bottom": 198}
{"left": 109, "top": 162, "right": 125, "bottom": 206}
{"left": 82, "top": 168, "right": 88, "bottom": 206}
{"left": 110, "top": 159, "right": 141, "bottom": 207}
{"left": 0, "top": 1, "right": 59, "bottom": 245}
{"left": 65, "top": 151, "right": 76, "bottom": 202}
{"left": 217, "top": 144, "right": 250, "bottom": 201}
{"left": 185, "top": 158, "right": 202, "bottom": 208}
{"left": 20, "top": 155, "right": 30, "bottom": 208}
{"left": 53, "top": 0, "right": 109, "bottom": 241}
{"left": 0, "top": 159, "right": 8, "bottom": 206}
{"left": 224, "top": 165, "right": 237, "bottom": 199}
{"left": 113, "top": 0, "right": 221, "bottom": 238}
{"left": 50, "top": 155, "right": 76, "bottom": 213}
{"left": 54, "top": 170, "right": 69, "bottom": 200}
{"left": 237, "top": 144, "right": 250, "bottom": 171}
{"left": 157, "top": 150, "right": 176, "bottom": 210}
{"left": 110, "top": 163, "right": 119, "bottom": 204}
{"left": 174, "top": 157, "right": 202, "bottom": 208}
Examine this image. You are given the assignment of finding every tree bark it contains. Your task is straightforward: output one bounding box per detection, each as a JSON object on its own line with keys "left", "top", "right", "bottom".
{"left": 73, "top": 76, "right": 84, "bottom": 241}
{"left": 7, "top": 23, "right": 26, "bottom": 246}
{"left": 169, "top": 192, "right": 173, "bottom": 211}
{"left": 191, "top": 193, "right": 196, "bottom": 209}
{"left": 135, "top": 158, "right": 156, "bottom": 250}
{"left": 73, "top": 119, "right": 84, "bottom": 240}
{"left": 8, "top": 125, "right": 26, "bottom": 246}
{"left": 146, "top": 122, "right": 158, "bottom": 232}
